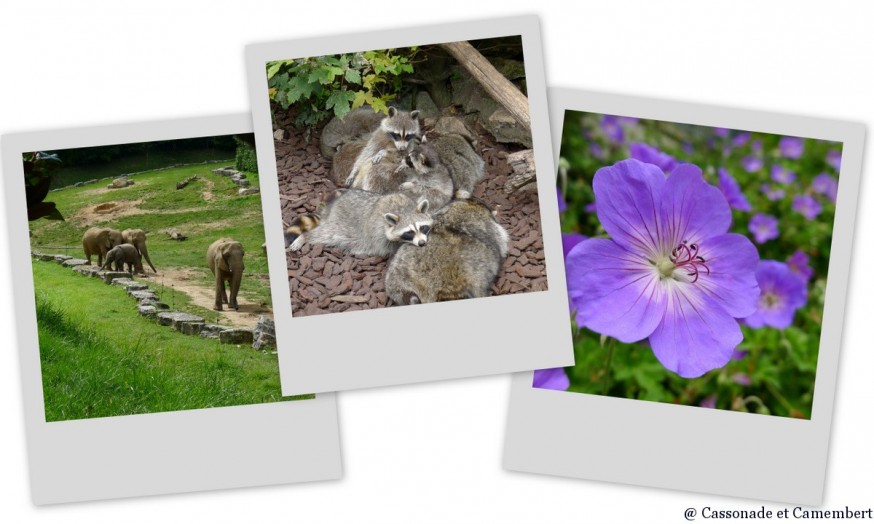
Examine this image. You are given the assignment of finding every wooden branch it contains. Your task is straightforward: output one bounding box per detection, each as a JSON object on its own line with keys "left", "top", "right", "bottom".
{"left": 439, "top": 41, "right": 530, "bottom": 132}
{"left": 503, "top": 149, "right": 537, "bottom": 193}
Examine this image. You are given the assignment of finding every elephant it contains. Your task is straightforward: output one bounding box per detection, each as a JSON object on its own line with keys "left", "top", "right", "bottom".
{"left": 82, "top": 227, "right": 123, "bottom": 266}
{"left": 100, "top": 243, "right": 144, "bottom": 274}
{"left": 207, "top": 238, "right": 245, "bottom": 311}
{"left": 121, "top": 228, "right": 157, "bottom": 273}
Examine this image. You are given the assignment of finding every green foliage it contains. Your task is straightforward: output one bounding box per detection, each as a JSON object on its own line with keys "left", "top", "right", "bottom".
{"left": 34, "top": 264, "right": 312, "bottom": 422}
{"left": 267, "top": 48, "right": 417, "bottom": 126}
{"left": 556, "top": 111, "right": 840, "bottom": 419}
{"left": 234, "top": 137, "right": 258, "bottom": 173}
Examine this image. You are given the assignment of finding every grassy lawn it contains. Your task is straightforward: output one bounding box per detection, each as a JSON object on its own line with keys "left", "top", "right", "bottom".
{"left": 31, "top": 161, "right": 271, "bottom": 308}
{"left": 34, "top": 261, "right": 308, "bottom": 422}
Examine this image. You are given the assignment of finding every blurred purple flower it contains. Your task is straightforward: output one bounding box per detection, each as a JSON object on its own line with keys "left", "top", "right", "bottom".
{"left": 629, "top": 142, "right": 678, "bottom": 173}
{"left": 718, "top": 168, "right": 752, "bottom": 211}
{"left": 752, "top": 140, "right": 763, "bottom": 153}
{"left": 748, "top": 214, "right": 779, "bottom": 244}
{"left": 743, "top": 260, "right": 807, "bottom": 329}
{"left": 812, "top": 173, "right": 838, "bottom": 203}
{"left": 732, "top": 372, "right": 752, "bottom": 386}
{"left": 600, "top": 115, "right": 624, "bottom": 143}
{"left": 731, "top": 132, "right": 751, "bottom": 148}
{"left": 731, "top": 349, "right": 748, "bottom": 361}
{"left": 760, "top": 184, "right": 786, "bottom": 201}
{"left": 787, "top": 250, "right": 814, "bottom": 283}
{"left": 566, "top": 159, "right": 760, "bottom": 378}
{"left": 771, "top": 165, "right": 796, "bottom": 184}
{"left": 779, "top": 136, "right": 805, "bottom": 159}
{"left": 713, "top": 127, "right": 730, "bottom": 138}
{"left": 700, "top": 395, "right": 718, "bottom": 409}
{"left": 793, "top": 195, "right": 823, "bottom": 220}
{"left": 617, "top": 116, "right": 639, "bottom": 126}
{"left": 741, "top": 155, "right": 763, "bottom": 173}
{"left": 532, "top": 367, "right": 570, "bottom": 391}
{"left": 562, "top": 233, "right": 586, "bottom": 260}
{"left": 590, "top": 142, "right": 606, "bottom": 159}
{"left": 682, "top": 143, "right": 694, "bottom": 155}
{"left": 557, "top": 187, "right": 567, "bottom": 212}
{"left": 827, "top": 149, "right": 842, "bottom": 171}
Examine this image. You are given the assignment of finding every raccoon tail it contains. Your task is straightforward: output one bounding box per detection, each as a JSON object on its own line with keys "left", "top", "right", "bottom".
{"left": 285, "top": 214, "right": 321, "bottom": 245}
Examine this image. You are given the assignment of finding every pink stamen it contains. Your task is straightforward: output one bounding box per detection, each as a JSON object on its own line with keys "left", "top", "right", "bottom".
{"left": 670, "top": 240, "right": 711, "bottom": 283}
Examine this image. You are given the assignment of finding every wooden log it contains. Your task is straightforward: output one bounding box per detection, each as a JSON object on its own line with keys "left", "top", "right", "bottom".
{"left": 503, "top": 149, "right": 537, "bottom": 193}
{"left": 439, "top": 41, "right": 530, "bottom": 132}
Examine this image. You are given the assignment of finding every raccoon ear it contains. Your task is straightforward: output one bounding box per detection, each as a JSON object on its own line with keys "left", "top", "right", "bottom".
{"left": 384, "top": 213, "right": 399, "bottom": 226}
{"left": 410, "top": 110, "right": 420, "bottom": 120}
{"left": 421, "top": 133, "right": 428, "bottom": 144}
{"left": 388, "top": 107, "right": 397, "bottom": 117}
{"left": 417, "top": 199, "right": 429, "bottom": 213}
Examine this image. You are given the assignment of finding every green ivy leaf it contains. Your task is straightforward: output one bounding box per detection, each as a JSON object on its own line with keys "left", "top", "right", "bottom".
{"left": 344, "top": 69, "right": 362, "bottom": 85}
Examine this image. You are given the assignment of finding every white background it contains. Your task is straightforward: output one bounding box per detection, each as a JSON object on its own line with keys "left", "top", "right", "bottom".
{"left": 1, "top": 1, "right": 871, "bottom": 522}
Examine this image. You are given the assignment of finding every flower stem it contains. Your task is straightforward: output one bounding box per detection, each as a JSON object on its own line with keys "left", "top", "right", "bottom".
{"left": 602, "top": 337, "right": 616, "bottom": 395}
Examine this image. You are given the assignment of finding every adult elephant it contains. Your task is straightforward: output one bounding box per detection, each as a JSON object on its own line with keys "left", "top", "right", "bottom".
{"left": 207, "top": 238, "right": 245, "bottom": 311}
{"left": 82, "top": 227, "right": 123, "bottom": 266}
{"left": 121, "top": 229, "right": 157, "bottom": 273}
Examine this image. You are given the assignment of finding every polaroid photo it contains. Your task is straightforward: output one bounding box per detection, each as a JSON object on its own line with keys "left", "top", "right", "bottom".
{"left": 246, "top": 16, "right": 573, "bottom": 394}
{"left": 2, "top": 114, "right": 341, "bottom": 504}
{"left": 503, "top": 88, "right": 865, "bottom": 504}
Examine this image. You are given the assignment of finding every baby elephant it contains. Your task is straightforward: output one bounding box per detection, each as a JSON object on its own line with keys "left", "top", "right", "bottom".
{"left": 100, "top": 243, "right": 144, "bottom": 274}
{"left": 207, "top": 238, "right": 245, "bottom": 311}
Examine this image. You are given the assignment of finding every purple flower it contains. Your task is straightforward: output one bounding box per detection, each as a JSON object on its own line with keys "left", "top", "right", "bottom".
{"left": 731, "top": 132, "right": 751, "bottom": 148}
{"left": 718, "top": 168, "right": 752, "bottom": 211}
{"left": 732, "top": 372, "right": 751, "bottom": 386}
{"left": 748, "top": 214, "right": 779, "bottom": 244}
{"left": 700, "top": 395, "right": 717, "bottom": 409}
{"left": 792, "top": 195, "right": 823, "bottom": 220}
{"left": 741, "top": 155, "right": 763, "bottom": 173}
{"left": 827, "top": 149, "right": 842, "bottom": 171}
{"left": 787, "top": 250, "right": 813, "bottom": 283}
{"left": 590, "top": 142, "right": 606, "bottom": 159}
{"left": 779, "top": 136, "right": 805, "bottom": 159}
{"left": 771, "top": 165, "right": 796, "bottom": 184}
{"left": 617, "top": 116, "right": 639, "bottom": 126}
{"left": 565, "top": 159, "right": 760, "bottom": 378}
{"left": 743, "top": 261, "right": 807, "bottom": 329}
{"left": 562, "top": 233, "right": 586, "bottom": 259}
{"left": 682, "top": 143, "right": 694, "bottom": 155}
{"left": 600, "top": 115, "right": 624, "bottom": 143}
{"left": 752, "top": 140, "right": 763, "bottom": 153}
{"left": 629, "top": 142, "right": 678, "bottom": 173}
{"left": 812, "top": 173, "right": 838, "bottom": 203}
{"left": 584, "top": 202, "right": 597, "bottom": 213}
{"left": 761, "top": 184, "right": 786, "bottom": 201}
{"left": 713, "top": 127, "right": 730, "bottom": 138}
{"left": 557, "top": 187, "right": 567, "bottom": 212}
{"left": 532, "top": 367, "right": 570, "bottom": 391}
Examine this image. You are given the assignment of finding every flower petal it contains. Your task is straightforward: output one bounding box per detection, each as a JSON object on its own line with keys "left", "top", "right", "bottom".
{"left": 659, "top": 163, "right": 732, "bottom": 248}
{"left": 648, "top": 283, "right": 742, "bottom": 378}
{"left": 566, "top": 238, "right": 666, "bottom": 343}
{"left": 592, "top": 159, "right": 666, "bottom": 256}
{"left": 694, "top": 233, "right": 761, "bottom": 318}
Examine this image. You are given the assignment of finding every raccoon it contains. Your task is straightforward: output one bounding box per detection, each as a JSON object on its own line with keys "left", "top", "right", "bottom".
{"left": 319, "top": 106, "right": 384, "bottom": 160}
{"left": 346, "top": 107, "right": 421, "bottom": 188}
{"left": 431, "top": 133, "right": 485, "bottom": 200}
{"left": 330, "top": 139, "right": 366, "bottom": 186}
{"left": 398, "top": 142, "right": 454, "bottom": 210}
{"left": 356, "top": 138, "right": 419, "bottom": 193}
{"left": 287, "top": 189, "right": 432, "bottom": 258}
{"left": 385, "top": 199, "right": 510, "bottom": 305}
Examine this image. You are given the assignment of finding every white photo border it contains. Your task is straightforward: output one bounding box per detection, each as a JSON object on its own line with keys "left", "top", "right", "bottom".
{"left": 502, "top": 88, "right": 866, "bottom": 505}
{"left": 2, "top": 114, "right": 342, "bottom": 505}
{"left": 246, "top": 16, "right": 574, "bottom": 395}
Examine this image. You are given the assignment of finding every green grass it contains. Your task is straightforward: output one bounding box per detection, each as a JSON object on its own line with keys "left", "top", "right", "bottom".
{"left": 31, "top": 161, "right": 271, "bottom": 307}
{"left": 34, "top": 261, "right": 309, "bottom": 422}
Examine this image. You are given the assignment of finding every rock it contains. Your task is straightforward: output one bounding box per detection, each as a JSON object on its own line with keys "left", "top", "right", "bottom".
{"left": 137, "top": 305, "right": 157, "bottom": 318}
{"left": 112, "top": 279, "right": 149, "bottom": 291}
{"left": 449, "top": 68, "right": 532, "bottom": 147}
{"left": 232, "top": 176, "right": 251, "bottom": 187}
{"left": 274, "top": 129, "right": 288, "bottom": 140}
{"left": 36, "top": 253, "right": 56, "bottom": 262}
{"left": 167, "top": 229, "right": 187, "bottom": 241}
{"left": 238, "top": 187, "right": 260, "bottom": 195}
{"left": 72, "top": 265, "right": 100, "bottom": 277}
{"left": 252, "top": 316, "right": 276, "bottom": 349}
{"left": 156, "top": 311, "right": 204, "bottom": 328}
{"left": 129, "top": 289, "right": 159, "bottom": 301}
{"left": 219, "top": 328, "right": 254, "bottom": 345}
{"left": 108, "top": 176, "right": 134, "bottom": 188}
{"left": 231, "top": 173, "right": 247, "bottom": 181}
{"left": 102, "top": 271, "right": 132, "bottom": 284}
{"left": 53, "top": 255, "right": 72, "bottom": 263}
{"left": 60, "top": 258, "right": 89, "bottom": 268}
{"left": 139, "top": 298, "right": 169, "bottom": 310}
{"left": 200, "top": 324, "right": 229, "bottom": 339}
{"left": 177, "top": 322, "right": 205, "bottom": 335}
{"left": 415, "top": 91, "right": 440, "bottom": 122}
{"left": 330, "top": 294, "right": 367, "bottom": 304}
{"left": 491, "top": 58, "right": 526, "bottom": 80}
{"left": 434, "top": 117, "right": 477, "bottom": 144}
{"left": 212, "top": 167, "right": 239, "bottom": 176}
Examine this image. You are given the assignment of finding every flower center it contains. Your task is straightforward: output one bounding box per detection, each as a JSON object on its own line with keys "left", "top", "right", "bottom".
{"left": 762, "top": 291, "right": 780, "bottom": 308}
{"left": 662, "top": 240, "right": 711, "bottom": 283}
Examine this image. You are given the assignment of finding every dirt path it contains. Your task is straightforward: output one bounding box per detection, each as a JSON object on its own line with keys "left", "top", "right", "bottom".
{"left": 148, "top": 267, "right": 271, "bottom": 328}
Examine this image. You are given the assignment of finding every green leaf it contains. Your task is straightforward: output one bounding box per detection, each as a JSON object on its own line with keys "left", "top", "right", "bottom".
{"left": 344, "top": 69, "right": 361, "bottom": 85}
